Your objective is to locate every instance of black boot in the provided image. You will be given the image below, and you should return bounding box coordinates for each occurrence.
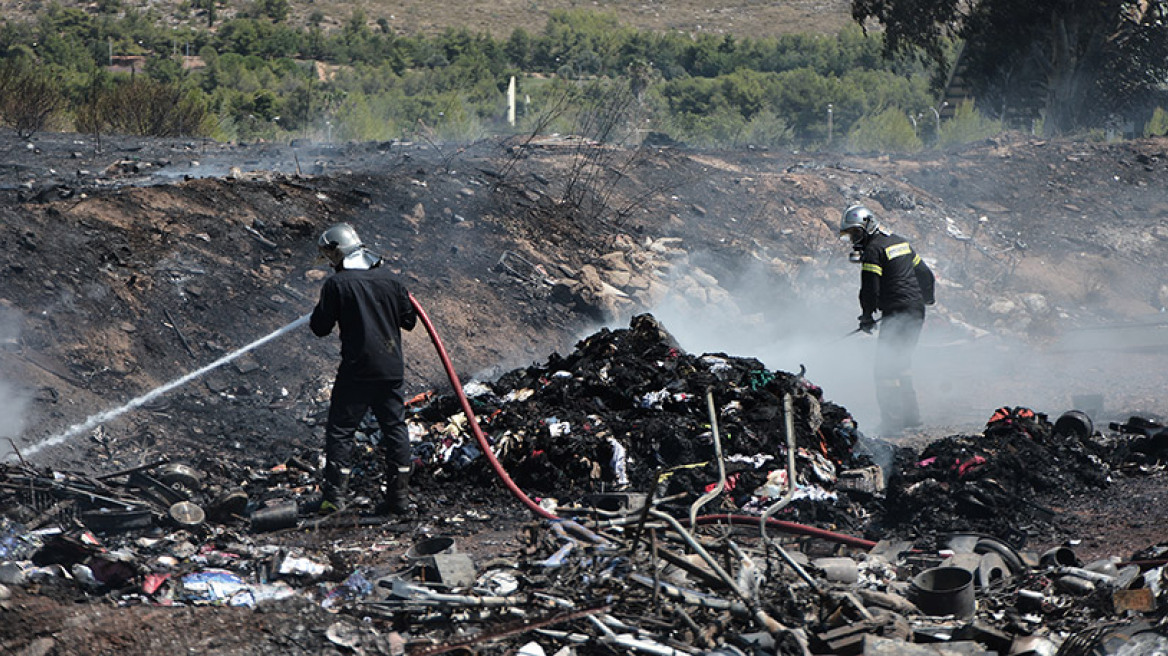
[321,464,352,514]
[375,466,416,516]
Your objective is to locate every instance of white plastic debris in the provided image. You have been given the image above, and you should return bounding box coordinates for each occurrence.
[607,437,629,487]
[279,556,331,578]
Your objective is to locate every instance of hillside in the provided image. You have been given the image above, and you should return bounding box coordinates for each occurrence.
[0,0,854,38]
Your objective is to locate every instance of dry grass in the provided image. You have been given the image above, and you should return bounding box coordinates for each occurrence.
[1,0,855,39]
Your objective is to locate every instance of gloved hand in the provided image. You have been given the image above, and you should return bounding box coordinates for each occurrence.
[858,314,877,334]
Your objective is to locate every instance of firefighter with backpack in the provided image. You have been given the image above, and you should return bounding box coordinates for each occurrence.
[839,204,936,436]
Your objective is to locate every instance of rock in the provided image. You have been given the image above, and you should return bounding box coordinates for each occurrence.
[1018,293,1049,314]
[606,269,631,288]
[598,251,630,272]
[689,266,719,287]
[988,298,1017,315]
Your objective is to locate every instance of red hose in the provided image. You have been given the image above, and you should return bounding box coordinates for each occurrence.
[409,294,874,551]
[410,294,558,520]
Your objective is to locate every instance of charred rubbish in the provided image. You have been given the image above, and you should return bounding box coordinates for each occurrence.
[2,315,1168,654]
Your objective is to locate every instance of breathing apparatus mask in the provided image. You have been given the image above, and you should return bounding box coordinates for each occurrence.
[844,230,865,263]
[839,204,879,264]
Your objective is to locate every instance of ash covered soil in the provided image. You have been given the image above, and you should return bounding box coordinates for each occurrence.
[2,129,1168,653]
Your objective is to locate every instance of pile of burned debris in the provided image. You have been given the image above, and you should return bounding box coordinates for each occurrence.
[3,315,1168,654]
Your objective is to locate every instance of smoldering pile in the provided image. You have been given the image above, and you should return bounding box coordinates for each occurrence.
[407,314,1125,545]
[876,408,1114,546]
[409,314,869,520]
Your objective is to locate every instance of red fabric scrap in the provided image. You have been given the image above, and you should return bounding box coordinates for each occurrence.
[957,455,987,477]
[704,473,739,494]
[143,573,171,595]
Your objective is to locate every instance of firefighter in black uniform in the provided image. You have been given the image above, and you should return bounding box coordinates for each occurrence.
[839,204,936,436]
[311,222,417,515]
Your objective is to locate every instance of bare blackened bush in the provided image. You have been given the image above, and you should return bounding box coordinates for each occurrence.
[497,80,688,235]
[89,78,211,137]
[0,60,66,139]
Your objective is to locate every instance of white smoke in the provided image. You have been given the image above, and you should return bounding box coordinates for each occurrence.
[0,305,29,460]
[648,248,1168,439]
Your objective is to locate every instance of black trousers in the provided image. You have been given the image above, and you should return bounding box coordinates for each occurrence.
[324,378,411,484]
[874,308,924,433]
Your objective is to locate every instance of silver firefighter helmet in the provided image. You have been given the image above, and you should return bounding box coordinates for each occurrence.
[839,204,881,242]
[318,222,362,266]
[318,222,379,269]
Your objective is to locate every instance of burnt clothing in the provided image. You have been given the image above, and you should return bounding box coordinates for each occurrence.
[858,232,935,316]
[310,265,416,382]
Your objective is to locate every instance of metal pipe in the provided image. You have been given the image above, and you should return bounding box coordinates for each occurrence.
[759,393,818,589]
[689,389,727,529]
[541,626,695,656]
[555,518,615,547]
[627,573,750,616]
[646,508,790,639]
[386,580,520,607]
[1052,566,1117,586]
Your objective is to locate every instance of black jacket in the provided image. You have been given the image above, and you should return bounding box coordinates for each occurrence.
[858,232,935,316]
[310,265,417,382]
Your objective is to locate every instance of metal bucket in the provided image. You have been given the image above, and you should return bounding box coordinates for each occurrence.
[406,536,457,561]
[1039,546,1080,569]
[1054,410,1094,439]
[911,566,976,618]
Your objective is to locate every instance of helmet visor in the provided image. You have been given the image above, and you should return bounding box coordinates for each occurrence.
[841,227,865,244]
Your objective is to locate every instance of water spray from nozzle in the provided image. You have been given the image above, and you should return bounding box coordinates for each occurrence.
[8,314,311,462]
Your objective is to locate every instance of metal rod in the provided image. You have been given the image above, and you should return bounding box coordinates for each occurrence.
[689,388,727,529]
[760,393,819,589]
[95,458,172,481]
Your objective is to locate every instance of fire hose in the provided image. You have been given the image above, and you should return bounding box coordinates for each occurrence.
[410,294,557,521]
[409,293,876,552]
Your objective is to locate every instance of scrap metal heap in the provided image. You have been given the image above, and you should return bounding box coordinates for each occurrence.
[2,314,1168,654]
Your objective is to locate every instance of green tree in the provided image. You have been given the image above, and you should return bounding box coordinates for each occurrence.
[851,0,1168,134]
[847,106,922,152]
[1145,107,1168,137]
[936,100,1002,147]
[0,59,67,137]
[505,28,533,70]
[257,0,289,23]
[96,76,211,136]
[145,54,183,84]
